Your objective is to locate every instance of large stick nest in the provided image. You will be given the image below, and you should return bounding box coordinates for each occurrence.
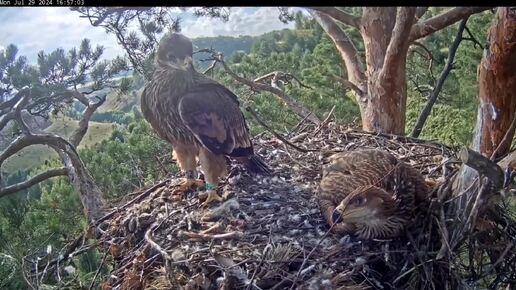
[95,123,515,290]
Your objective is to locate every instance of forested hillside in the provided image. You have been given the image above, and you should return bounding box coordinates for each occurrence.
[1,8,514,289]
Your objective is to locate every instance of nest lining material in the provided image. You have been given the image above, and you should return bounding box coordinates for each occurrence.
[95,122,514,290]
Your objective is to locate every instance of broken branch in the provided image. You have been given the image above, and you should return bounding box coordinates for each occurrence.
[411,18,468,138]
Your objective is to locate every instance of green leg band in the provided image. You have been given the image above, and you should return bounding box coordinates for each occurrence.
[205,183,217,191]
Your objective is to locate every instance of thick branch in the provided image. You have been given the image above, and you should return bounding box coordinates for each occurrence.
[13,90,32,136]
[410,7,493,42]
[310,10,365,90]
[382,7,417,79]
[69,94,106,147]
[0,111,15,132]
[307,7,360,28]
[0,168,68,198]
[411,18,468,138]
[0,133,105,221]
[459,147,504,191]
[0,87,29,112]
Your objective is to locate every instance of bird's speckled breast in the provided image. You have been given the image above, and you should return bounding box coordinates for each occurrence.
[142,66,199,145]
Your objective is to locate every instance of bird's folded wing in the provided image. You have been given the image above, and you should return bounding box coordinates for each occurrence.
[178,83,253,157]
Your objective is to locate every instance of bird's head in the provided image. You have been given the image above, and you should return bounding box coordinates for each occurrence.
[156,32,194,71]
[333,186,405,239]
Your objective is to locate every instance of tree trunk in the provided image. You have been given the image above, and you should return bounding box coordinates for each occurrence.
[361,55,408,134]
[456,7,516,192]
[311,7,491,135]
[359,7,411,134]
[474,8,516,159]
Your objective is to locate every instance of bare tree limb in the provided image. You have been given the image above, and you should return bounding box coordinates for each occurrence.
[411,18,468,138]
[306,7,360,28]
[381,7,417,80]
[0,168,68,198]
[410,7,493,42]
[0,87,27,113]
[254,71,312,89]
[70,94,106,147]
[13,89,32,136]
[309,10,366,95]
[0,133,105,221]
[332,75,365,100]
[463,24,484,49]
[200,50,321,125]
[0,111,15,132]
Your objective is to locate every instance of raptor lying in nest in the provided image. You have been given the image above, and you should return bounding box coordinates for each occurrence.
[318,149,431,240]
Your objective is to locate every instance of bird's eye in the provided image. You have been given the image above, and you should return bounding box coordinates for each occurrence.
[332,210,343,224]
[354,197,366,206]
[167,53,177,61]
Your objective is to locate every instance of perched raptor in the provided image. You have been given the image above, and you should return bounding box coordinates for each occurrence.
[318,149,429,239]
[141,32,269,206]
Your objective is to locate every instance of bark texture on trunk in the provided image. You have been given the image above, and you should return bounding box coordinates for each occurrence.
[456,8,516,194]
[475,8,516,159]
[310,7,492,134]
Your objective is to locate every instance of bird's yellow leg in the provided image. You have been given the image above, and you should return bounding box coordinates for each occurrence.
[200,183,223,207]
[171,145,203,195]
[171,170,205,195]
[198,148,227,207]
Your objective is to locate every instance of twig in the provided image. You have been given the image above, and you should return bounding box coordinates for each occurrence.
[179,230,244,241]
[245,107,317,153]
[464,24,484,49]
[311,105,336,136]
[88,251,108,290]
[289,225,336,290]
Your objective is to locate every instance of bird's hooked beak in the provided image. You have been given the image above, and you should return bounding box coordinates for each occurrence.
[335,203,370,223]
[164,56,193,71]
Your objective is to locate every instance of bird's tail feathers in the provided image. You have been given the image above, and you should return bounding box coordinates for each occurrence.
[236,154,271,175]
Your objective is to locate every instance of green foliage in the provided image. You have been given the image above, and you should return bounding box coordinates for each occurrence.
[80,120,177,199]
[405,11,493,145]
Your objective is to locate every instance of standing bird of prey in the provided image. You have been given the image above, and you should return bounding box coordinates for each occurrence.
[318,149,429,239]
[141,32,269,206]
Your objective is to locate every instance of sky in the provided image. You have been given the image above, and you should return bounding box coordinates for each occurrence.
[0,7,299,64]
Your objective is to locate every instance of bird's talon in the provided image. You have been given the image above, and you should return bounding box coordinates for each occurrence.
[171,179,205,195]
[200,191,224,207]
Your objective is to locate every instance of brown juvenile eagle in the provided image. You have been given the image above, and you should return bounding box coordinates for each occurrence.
[141,32,268,206]
[318,149,429,239]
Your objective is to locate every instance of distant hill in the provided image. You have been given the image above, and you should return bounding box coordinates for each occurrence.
[3,116,115,173]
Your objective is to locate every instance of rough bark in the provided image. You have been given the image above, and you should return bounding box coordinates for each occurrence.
[456,8,516,197]
[474,8,516,159]
[311,7,492,134]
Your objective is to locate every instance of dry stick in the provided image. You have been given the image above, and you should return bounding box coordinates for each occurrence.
[288,225,335,290]
[311,105,336,136]
[94,179,169,225]
[145,222,172,260]
[245,107,317,153]
[88,251,108,290]
[288,111,313,137]
[411,17,469,138]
